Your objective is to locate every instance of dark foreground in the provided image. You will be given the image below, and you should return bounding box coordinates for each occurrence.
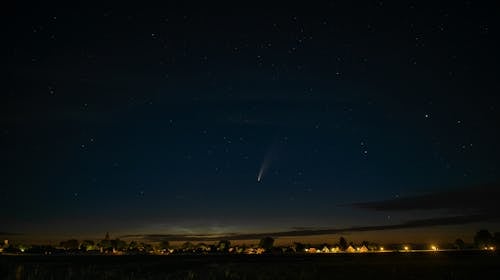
[1,251,499,279]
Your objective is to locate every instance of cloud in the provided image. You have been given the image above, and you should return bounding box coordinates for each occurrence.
[120,186,500,242]
[350,186,500,212]
[121,214,494,242]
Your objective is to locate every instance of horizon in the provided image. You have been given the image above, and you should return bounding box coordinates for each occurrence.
[3,222,498,246]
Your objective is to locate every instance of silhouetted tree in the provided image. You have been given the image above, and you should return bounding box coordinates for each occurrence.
[60,239,79,250]
[367,242,379,251]
[99,239,113,251]
[195,243,209,253]
[80,240,95,251]
[181,242,195,250]
[128,241,138,251]
[158,241,170,250]
[259,237,275,250]
[217,240,231,252]
[140,242,153,252]
[111,239,127,251]
[293,242,305,253]
[209,244,217,252]
[454,238,465,250]
[339,237,348,250]
[474,229,493,248]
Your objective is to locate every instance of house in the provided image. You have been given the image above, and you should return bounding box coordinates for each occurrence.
[307,247,317,253]
[255,248,265,254]
[359,245,369,252]
[330,246,340,253]
[244,248,255,254]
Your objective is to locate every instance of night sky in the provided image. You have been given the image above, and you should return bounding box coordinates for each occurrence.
[3,2,500,243]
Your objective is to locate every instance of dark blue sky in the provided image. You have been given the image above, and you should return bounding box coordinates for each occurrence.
[3,1,500,242]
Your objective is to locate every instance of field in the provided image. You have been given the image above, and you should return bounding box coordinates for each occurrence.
[1,251,499,279]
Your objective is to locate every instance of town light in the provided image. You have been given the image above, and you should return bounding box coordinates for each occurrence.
[380,247,384,251]
[404,246,409,251]
[431,245,438,251]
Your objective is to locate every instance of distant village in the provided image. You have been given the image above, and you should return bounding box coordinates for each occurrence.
[1,230,498,256]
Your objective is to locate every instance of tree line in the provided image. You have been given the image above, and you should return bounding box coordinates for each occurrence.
[1,229,499,254]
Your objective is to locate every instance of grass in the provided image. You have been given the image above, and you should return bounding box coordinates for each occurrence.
[1,251,499,279]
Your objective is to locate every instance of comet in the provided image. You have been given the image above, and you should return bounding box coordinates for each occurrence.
[257,143,277,182]
[257,160,267,182]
